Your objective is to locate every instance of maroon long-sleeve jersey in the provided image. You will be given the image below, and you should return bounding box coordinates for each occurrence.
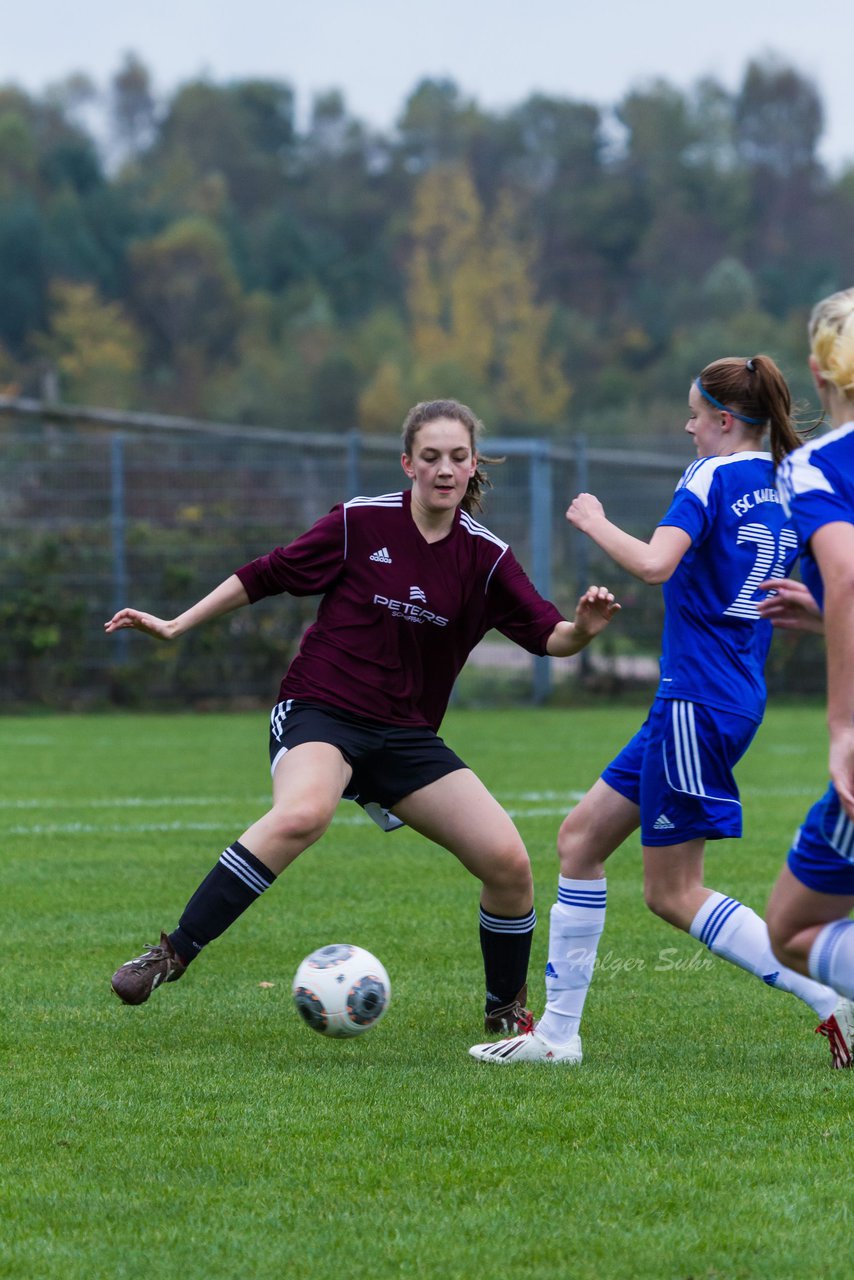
[236,490,563,731]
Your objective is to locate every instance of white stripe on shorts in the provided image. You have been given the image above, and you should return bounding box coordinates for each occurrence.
[671,700,706,797]
[832,807,854,862]
[270,698,294,744]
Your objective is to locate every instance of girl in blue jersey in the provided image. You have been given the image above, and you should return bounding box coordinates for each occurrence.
[471,355,842,1066]
[762,288,854,1068]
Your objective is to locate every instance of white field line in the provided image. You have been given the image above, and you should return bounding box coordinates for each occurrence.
[0,790,586,810]
[3,786,818,837]
[8,808,576,836]
[0,796,267,810]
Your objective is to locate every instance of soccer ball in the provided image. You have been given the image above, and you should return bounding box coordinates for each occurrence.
[292,944,391,1038]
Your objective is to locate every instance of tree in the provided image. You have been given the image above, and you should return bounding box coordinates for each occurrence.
[397,78,483,173]
[616,79,697,199]
[110,53,157,162]
[149,79,295,219]
[38,279,141,406]
[483,191,571,424]
[129,216,242,357]
[0,198,47,351]
[407,163,490,378]
[358,358,409,433]
[733,58,828,311]
[0,107,38,195]
[406,165,570,427]
[129,216,244,411]
[734,57,823,178]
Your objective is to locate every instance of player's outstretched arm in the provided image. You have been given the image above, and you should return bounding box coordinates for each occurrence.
[546,585,621,657]
[104,574,251,642]
[757,577,824,634]
[566,492,690,584]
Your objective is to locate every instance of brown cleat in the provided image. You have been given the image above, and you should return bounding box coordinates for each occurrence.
[484,984,534,1036]
[111,931,187,1005]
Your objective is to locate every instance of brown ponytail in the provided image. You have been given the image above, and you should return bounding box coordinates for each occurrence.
[697,354,808,465]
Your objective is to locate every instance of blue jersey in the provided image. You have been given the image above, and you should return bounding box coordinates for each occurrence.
[656,451,799,722]
[776,421,854,609]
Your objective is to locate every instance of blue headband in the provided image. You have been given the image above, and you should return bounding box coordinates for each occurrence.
[695,378,765,425]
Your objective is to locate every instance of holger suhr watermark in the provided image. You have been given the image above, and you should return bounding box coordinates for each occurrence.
[564,947,714,976]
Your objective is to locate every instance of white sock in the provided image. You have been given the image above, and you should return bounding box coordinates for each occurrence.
[690,891,837,1019]
[538,876,606,1044]
[808,920,854,999]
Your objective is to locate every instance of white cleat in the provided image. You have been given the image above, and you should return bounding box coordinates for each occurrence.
[468,1027,582,1065]
[816,996,854,1069]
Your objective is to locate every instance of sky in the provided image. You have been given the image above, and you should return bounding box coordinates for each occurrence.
[2,0,852,170]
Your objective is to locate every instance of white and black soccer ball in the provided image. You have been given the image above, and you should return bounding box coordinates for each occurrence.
[292,944,391,1038]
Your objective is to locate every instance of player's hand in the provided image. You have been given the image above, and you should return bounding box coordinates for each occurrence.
[757,578,824,634]
[829,727,854,822]
[566,492,606,534]
[573,584,621,639]
[104,608,177,641]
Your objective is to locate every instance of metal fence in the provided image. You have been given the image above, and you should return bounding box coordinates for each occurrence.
[0,397,824,709]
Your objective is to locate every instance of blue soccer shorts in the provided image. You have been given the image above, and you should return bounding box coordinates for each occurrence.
[787,783,854,895]
[601,697,759,846]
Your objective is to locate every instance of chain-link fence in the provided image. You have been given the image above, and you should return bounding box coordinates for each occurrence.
[0,398,824,709]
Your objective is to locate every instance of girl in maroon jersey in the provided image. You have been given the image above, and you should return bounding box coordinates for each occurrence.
[105,399,619,1032]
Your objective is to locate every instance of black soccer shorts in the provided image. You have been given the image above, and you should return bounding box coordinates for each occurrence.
[268,699,468,831]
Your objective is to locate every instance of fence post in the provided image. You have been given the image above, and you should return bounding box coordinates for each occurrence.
[347,429,361,498]
[574,432,592,683]
[110,432,129,665]
[530,441,552,703]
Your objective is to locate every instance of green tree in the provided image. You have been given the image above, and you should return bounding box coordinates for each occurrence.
[0,198,47,351]
[110,53,157,162]
[0,107,38,195]
[397,78,483,172]
[129,216,244,411]
[735,57,823,177]
[39,279,142,406]
[129,216,242,357]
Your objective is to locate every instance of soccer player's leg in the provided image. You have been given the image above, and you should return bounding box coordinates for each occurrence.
[639,701,841,1040]
[394,768,536,1033]
[766,811,854,1067]
[469,779,640,1065]
[467,721,644,1065]
[538,779,639,1041]
[111,740,350,1005]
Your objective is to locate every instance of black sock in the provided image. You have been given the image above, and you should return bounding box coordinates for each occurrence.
[169,840,276,962]
[479,906,536,1010]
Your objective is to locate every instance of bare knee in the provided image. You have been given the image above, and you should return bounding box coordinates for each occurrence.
[644,880,689,930]
[265,799,332,848]
[766,910,804,971]
[770,933,801,971]
[482,839,533,907]
[557,808,604,878]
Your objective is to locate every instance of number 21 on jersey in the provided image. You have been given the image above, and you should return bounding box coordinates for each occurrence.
[724,523,799,619]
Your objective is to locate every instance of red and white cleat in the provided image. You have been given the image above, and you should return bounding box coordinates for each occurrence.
[469,1026,582,1065]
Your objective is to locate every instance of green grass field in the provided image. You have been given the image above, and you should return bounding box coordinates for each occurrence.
[2,704,852,1280]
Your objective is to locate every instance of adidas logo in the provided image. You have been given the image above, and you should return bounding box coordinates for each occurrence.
[653,813,675,831]
[544,962,558,978]
[370,547,392,564]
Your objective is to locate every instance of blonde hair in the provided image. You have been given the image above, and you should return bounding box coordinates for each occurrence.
[808,287,854,398]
